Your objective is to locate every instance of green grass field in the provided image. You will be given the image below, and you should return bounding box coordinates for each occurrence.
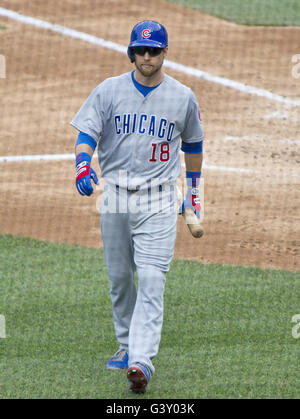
[0,234,299,399]
[167,0,300,26]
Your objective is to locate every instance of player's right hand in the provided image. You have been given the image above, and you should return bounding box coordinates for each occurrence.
[75,153,99,196]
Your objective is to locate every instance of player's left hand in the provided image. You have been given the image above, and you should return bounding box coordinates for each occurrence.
[180,187,201,219]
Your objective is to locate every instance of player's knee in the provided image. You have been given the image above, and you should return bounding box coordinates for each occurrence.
[137,267,166,295]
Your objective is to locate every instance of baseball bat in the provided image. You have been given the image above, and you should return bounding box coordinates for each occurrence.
[182,208,204,238]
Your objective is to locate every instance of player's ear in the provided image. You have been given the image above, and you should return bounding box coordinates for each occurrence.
[163,47,168,58]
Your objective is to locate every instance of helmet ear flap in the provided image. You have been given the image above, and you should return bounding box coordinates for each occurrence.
[127,47,135,63]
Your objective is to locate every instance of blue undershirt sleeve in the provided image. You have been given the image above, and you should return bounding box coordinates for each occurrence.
[181,140,203,154]
[76,131,97,151]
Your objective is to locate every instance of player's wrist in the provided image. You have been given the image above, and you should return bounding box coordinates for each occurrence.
[186,171,201,188]
[76,152,91,167]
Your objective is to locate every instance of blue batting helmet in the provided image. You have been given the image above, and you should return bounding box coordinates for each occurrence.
[127,20,168,62]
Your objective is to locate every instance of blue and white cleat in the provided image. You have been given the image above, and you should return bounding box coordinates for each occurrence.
[106,349,128,370]
[127,363,151,394]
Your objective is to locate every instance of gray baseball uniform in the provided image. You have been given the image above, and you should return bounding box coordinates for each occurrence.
[71,71,204,374]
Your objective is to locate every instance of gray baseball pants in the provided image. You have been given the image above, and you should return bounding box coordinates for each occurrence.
[100,186,177,374]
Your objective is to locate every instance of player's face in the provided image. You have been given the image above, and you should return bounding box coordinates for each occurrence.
[134,47,168,78]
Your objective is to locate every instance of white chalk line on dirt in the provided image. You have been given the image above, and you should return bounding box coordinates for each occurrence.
[1,6,300,107]
[1,153,300,179]
[0,154,75,162]
[224,135,300,145]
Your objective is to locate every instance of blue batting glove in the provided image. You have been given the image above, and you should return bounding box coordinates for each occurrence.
[75,152,99,196]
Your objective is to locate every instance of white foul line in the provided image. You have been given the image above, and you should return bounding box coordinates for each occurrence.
[0,6,300,107]
[224,135,300,145]
[0,154,74,162]
[0,154,95,162]
[0,153,253,174]
[1,153,300,179]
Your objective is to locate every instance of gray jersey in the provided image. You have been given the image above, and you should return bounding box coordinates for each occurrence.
[71,72,203,189]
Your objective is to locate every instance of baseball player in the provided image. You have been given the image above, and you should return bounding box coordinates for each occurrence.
[71,20,204,394]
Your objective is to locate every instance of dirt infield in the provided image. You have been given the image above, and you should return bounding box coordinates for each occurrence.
[0,0,299,271]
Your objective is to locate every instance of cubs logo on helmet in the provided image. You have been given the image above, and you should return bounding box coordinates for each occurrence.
[142,29,151,39]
